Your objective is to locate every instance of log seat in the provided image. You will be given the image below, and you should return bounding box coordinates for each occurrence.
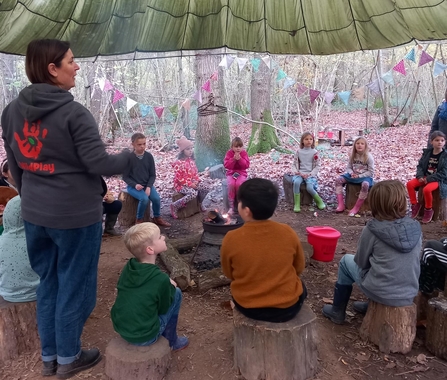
[345,183,370,213]
[426,297,447,360]
[283,174,314,207]
[118,190,152,228]
[172,192,201,219]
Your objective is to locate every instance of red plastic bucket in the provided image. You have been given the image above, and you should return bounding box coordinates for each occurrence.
[306,226,341,262]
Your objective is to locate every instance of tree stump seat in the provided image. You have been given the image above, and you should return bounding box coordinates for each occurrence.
[282,174,314,207]
[417,187,447,221]
[233,303,318,380]
[426,297,447,360]
[360,301,416,354]
[172,192,201,219]
[0,296,40,364]
[345,183,370,212]
[118,190,152,228]
[105,336,171,380]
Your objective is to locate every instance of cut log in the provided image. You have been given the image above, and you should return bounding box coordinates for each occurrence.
[360,301,416,354]
[105,336,171,380]
[0,296,40,363]
[198,268,231,293]
[172,192,201,219]
[418,187,443,221]
[414,291,438,322]
[345,183,370,212]
[233,303,318,380]
[282,174,313,206]
[159,243,191,290]
[118,191,152,228]
[426,297,447,360]
[168,234,202,252]
[301,241,313,268]
[209,164,226,179]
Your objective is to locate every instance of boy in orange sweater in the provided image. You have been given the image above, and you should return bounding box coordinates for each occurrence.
[220,178,307,322]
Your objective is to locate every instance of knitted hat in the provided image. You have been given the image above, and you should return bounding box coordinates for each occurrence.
[176,136,194,152]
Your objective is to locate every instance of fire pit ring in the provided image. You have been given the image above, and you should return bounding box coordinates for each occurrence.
[202,216,244,234]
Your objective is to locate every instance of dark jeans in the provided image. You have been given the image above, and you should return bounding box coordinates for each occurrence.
[24,220,103,364]
[234,282,308,323]
[102,200,122,215]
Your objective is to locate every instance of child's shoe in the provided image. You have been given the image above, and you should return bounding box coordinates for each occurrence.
[313,194,325,210]
[42,360,57,376]
[172,336,189,352]
[422,208,434,224]
[335,194,345,213]
[411,203,421,218]
[170,204,178,219]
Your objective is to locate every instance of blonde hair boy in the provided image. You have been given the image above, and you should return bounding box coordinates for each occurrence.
[124,222,163,261]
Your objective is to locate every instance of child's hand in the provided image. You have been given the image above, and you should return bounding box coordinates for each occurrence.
[234,153,241,160]
[170,278,177,287]
[351,174,359,178]
[135,184,144,191]
[418,177,426,183]
[103,191,115,204]
[145,187,151,196]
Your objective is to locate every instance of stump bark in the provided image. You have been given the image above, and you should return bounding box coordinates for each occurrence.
[118,191,152,228]
[233,303,318,380]
[0,296,40,363]
[105,336,171,380]
[345,183,370,212]
[198,267,231,293]
[282,174,313,206]
[414,291,438,322]
[172,192,201,219]
[417,188,446,221]
[159,243,191,290]
[168,234,202,252]
[426,297,447,360]
[360,301,416,354]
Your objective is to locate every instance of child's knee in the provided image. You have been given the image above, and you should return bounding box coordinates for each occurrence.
[361,182,369,192]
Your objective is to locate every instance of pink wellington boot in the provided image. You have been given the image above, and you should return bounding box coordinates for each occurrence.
[335,194,345,213]
[349,198,365,217]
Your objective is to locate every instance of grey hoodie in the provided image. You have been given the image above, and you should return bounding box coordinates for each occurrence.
[354,217,422,306]
[1,84,131,229]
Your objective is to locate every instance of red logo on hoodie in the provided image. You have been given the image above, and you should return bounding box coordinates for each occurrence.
[14,120,48,160]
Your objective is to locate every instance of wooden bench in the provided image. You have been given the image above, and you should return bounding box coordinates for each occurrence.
[105,336,171,380]
[282,174,314,207]
[0,296,40,364]
[233,303,318,380]
[172,192,201,219]
[118,190,152,228]
[360,301,416,354]
[417,187,447,221]
[345,183,370,213]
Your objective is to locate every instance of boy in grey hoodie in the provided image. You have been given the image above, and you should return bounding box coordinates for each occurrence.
[322,180,422,324]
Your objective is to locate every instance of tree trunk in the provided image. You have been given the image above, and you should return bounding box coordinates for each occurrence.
[194,53,230,171]
[159,243,191,290]
[247,56,280,155]
[377,50,390,127]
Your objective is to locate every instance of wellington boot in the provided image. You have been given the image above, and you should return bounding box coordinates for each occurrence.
[348,198,365,216]
[353,301,368,314]
[293,194,301,213]
[322,283,353,324]
[335,194,345,213]
[313,194,326,210]
[104,214,121,236]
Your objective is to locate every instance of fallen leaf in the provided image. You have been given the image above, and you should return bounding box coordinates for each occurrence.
[416,354,427,364]
[385,362,396,369]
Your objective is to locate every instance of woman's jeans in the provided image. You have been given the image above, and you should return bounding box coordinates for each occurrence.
[337,254,361,285]
[133,287,183,347]
[126,186,161,219]
[24,220,103,364]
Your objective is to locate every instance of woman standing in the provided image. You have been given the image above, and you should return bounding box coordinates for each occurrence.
[1,39,130,379]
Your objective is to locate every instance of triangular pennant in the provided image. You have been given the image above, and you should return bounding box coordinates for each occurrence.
[283,77,296,89]
[434,61,447,77]
[338,91,351,105]
[112,90,124,104]
[201,80,211,92]
[309,89,321,103]
[250,58,261,72]
[103,80,114,92]
[210,71,218,81]
[139,104,152,118]
[237,57,248,71]
[169,104,179,118]
[276,69,287,81]
[154,106,164,119]
[271,60,278,70]
[126,97,137,111]
[296,83,308,97]
[419,50,434,67]
[192,90,202,103]
[405,48,416,63]
[381,70,394,85]
[98,78,105,91]
[324,92,335,104]
[218,55,235,69]
[181,98,191,110]
[366,79,381,95]
[392,60,406,76]
[261,55,271,69]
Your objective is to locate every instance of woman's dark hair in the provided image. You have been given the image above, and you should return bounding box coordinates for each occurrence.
[25,39,70,85]
[430,130,446,141]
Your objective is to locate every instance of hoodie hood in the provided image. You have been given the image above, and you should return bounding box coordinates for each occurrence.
[17,83,73,122]
[120,258,162,288]
[3,195,23,233]
[367,216,421,253]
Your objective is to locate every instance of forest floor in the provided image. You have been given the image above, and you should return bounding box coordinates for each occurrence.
[2,111,447,380]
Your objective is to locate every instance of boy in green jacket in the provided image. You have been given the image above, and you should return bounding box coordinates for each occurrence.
[111,223,188,351]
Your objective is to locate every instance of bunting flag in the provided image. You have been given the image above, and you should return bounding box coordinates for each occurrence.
[139,104,152,118]
[324,92,335,104]
[103,80,114,92]
[112,89,124,104]
[154,106,164,119]
[250,58,261,72]
[419,50,434,67]
[210,71,218,81]
[338,91,351,105]
[309,89,321,103]
[201,80,211,92]
[98,78,105,91]
[381,70,394,85]
[434,61,447,77]
[283,77,296,89]
[169,104,179,118]
[297,83,308,97]
[218,55,235,69]
[405,48,416,63]
[126,97,137,111]
[192,89,202,103]
[261,55,271,69]
[393,60,406,76]
[366,79,381,95]
[181,98,191,110]
[271,60,278,69]
[236,57,248,71]
[276,69,287,81]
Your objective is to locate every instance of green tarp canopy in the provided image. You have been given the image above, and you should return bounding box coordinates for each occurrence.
[0,0,446,58]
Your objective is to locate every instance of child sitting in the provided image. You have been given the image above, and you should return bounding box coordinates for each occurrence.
[111,223,188,351]
[220,178,307,322]
[0,195,39,302]
[335,136,374,216]
[406,131,447,224]
[223,137,250,214]
[419,238,447,295]
[291,132,325,212]
[170,136,208,219]
[322,180,421,324]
